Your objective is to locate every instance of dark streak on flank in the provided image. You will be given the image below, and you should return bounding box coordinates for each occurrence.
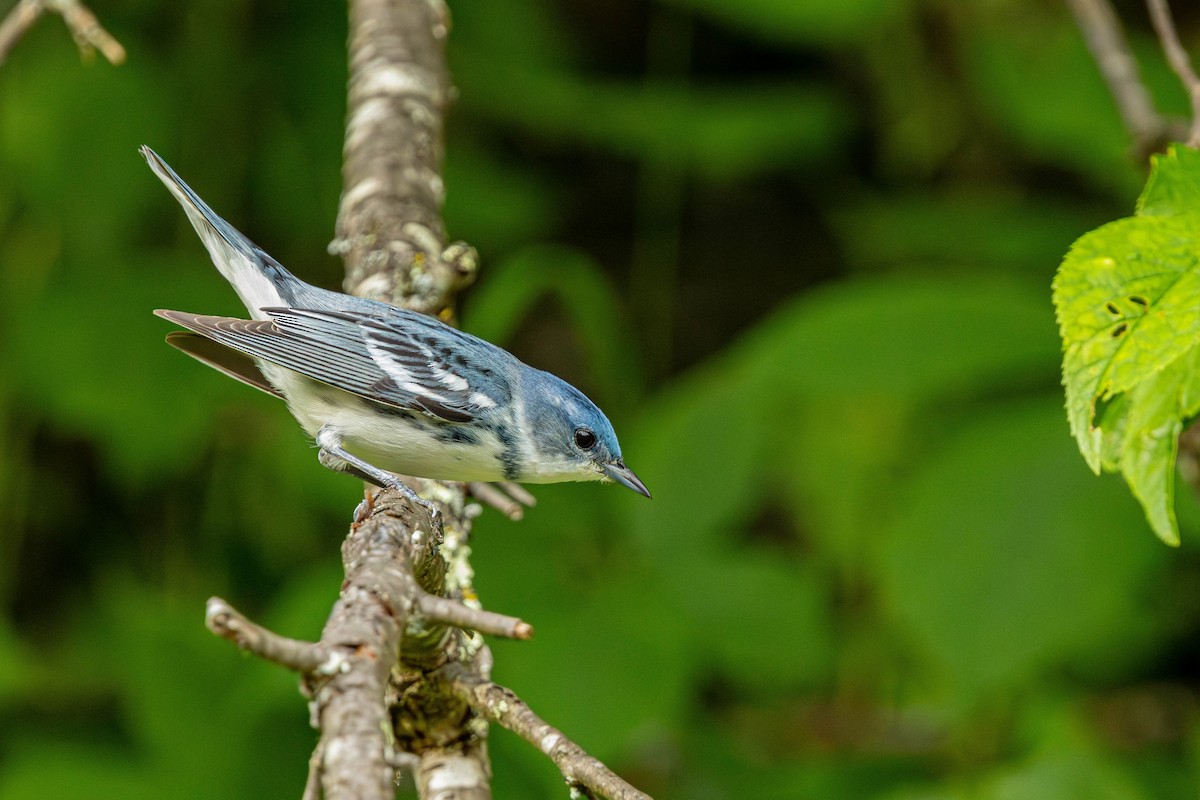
[435,425,480,446]
[492,423,520,481]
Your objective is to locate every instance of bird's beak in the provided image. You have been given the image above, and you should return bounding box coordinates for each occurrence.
[602,459,652,498]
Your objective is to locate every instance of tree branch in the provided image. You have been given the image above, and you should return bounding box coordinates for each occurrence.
[255,484,527,797]
[320,1,495,795]
[416,593,534,640]
[205,597,329,673]
[207,581,530,670]
[303,741,325,800]
[0,0,125,67]
[417,743,492,800]
[308,492,438,799]
[197,1,649,797]
[444,664,652,800]
[1066,0,1180,157]
[467,481,537,521]
[333,0,476,314]
[1146,0,1200,147]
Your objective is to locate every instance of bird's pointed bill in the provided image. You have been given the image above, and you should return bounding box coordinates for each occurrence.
[602,460,651,498]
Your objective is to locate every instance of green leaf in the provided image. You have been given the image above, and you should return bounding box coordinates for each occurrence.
[660,0,899,47]
[1116,345,1200,545]
[878,401,1161,698]
[832,192,1098,275]
[1138,146,1200,216]
[742,273,1059,401]
[667,553,834,690]
[453,43,847,178]
[1054,146,1200,543]
[1055,213,1200,472]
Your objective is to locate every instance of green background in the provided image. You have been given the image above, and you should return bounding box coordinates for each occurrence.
[2,0,1200,797]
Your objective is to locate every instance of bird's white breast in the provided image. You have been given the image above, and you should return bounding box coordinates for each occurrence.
[262,363,511,483]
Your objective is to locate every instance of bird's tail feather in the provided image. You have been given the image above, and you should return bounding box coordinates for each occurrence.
[141,145,297,318]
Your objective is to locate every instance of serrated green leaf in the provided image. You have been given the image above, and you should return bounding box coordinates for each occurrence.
[1092,392,1128,472]
[1055,145,1200,542]
[1116,344,1200,545]
[1138,145,1200,216]
[1054,213,1200,472]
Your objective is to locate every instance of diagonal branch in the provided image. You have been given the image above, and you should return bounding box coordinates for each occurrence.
[206,582,531,665]
[467,481,537,521]
[0,0,125,66]
[206,597,329,673]
[444,664,652,800]
[1066,0,1178,157]
[1146,0,1200,147]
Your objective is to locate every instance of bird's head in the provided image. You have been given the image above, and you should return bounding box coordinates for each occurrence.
[518,369,650,497]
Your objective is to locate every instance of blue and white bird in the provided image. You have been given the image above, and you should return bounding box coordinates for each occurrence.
[143,146,650,507]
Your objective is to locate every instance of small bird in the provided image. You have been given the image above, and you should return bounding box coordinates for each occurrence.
[143,146,650,510]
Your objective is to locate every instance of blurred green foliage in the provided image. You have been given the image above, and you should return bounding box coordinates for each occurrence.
[2,0,1200,798]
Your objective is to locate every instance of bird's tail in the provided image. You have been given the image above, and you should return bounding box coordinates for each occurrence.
[141,145,300,318]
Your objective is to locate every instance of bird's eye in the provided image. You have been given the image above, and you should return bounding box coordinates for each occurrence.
[574,428,597,450]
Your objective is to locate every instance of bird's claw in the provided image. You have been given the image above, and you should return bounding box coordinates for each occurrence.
[383,476,442,524]
[352,491,375,525]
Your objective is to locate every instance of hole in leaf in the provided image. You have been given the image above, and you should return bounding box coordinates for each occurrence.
[1106,302,1121,315]
[1129,295,1149,307]
[1112,323,1128,338]
[1094,392,1126,428]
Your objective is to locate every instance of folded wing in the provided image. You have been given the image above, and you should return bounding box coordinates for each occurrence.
[155,307,505,423]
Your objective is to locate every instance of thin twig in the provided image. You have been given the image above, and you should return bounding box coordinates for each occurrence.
[1146,0,1200,147]
[45,0,124,62]
[1066,0,1174,155]
[205,597,330,673]
[416,593,533,639]
[444,664,653,800]
[497,482,536,507]
[0,0,44,64]
[0,0,124,67]
[467,482,536,520]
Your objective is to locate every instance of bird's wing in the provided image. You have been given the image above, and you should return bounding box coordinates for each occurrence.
[155,308,503,423]
[165,331,282,397]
